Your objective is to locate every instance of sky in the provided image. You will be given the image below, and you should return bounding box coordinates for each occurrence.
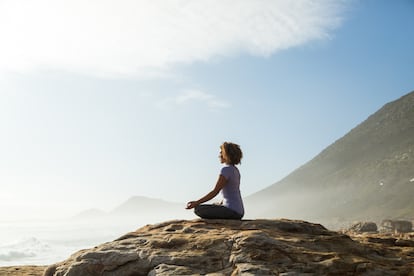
[0,0,413,220]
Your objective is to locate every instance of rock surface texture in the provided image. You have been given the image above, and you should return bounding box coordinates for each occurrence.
[44,219,414,276]
[347,221,378,233]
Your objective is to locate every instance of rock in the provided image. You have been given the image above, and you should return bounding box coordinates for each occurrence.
[44,219,414,276]
[348,221,378,233]
[0,266,47,276]
[381,219,413,233]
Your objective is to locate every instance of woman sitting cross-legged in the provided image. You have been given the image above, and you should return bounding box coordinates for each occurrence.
[186,142,244,220]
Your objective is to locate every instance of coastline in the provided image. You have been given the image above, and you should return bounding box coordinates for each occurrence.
[0,265,47,276]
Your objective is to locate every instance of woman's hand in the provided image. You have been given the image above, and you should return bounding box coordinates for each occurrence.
[186,201,199,209]
[186,175,227,210]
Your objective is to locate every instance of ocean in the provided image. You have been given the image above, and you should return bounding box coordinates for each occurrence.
[0,218,145,266]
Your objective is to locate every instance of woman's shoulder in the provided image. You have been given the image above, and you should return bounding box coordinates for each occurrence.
[220,165,238,173]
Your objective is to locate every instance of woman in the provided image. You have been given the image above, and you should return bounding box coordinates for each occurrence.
[186,142,244,219]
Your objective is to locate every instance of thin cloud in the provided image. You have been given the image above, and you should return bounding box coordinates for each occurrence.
[157,90,231,110]
[0,0,346,78]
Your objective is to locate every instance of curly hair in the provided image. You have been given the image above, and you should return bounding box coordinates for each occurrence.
[221,142,243,165]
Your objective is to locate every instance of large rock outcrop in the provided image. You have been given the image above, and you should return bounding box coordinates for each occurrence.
[43,219,414,275]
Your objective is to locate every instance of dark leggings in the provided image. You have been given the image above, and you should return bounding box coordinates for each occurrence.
[194,204,243,220]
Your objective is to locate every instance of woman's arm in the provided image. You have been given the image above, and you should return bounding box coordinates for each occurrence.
[186,175,227,209]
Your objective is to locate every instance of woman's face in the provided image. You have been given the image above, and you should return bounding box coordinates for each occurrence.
[219,147,227,164]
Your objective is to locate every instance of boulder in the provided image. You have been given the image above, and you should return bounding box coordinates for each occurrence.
[44,219,413,276]
[381,219,413,233]
[347,221,378,233]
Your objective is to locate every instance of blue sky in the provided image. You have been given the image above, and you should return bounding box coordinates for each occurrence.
[0,0,413,220]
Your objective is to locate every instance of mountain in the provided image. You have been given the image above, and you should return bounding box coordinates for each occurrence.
[72,196,192,222]
[245,91,414,228]
[111,196,188,217]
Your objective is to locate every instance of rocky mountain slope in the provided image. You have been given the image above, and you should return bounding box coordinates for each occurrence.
[245,91,414,227]
[41,219,413,275]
